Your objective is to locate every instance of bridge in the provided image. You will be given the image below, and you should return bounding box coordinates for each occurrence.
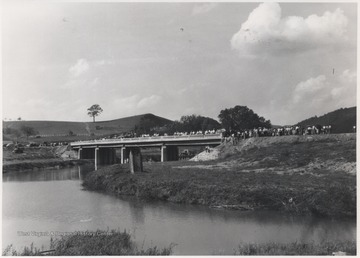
[70,134,222,167]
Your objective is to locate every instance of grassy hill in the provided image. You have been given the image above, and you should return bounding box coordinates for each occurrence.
[3,113,172,141]
[296,107,356,133]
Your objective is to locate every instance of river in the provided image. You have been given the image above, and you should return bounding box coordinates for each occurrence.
[2,165,356,255]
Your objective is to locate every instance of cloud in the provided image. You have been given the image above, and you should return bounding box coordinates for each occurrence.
[137,95,162,109]
[289,70,356,119]
[69,59,90,77]
[293,75,328,104]
[231,3,349,56]
[192,3,218,16]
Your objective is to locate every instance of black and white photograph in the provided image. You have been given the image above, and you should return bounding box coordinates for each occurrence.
[2,1,357,255]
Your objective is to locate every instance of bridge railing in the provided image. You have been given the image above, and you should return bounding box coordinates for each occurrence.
[70,133,222,146]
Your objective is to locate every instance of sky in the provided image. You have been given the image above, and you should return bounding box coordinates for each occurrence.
[2,1,357,125]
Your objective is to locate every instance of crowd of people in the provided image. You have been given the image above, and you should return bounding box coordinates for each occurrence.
[94,125,338,142]
[222,125,334,145]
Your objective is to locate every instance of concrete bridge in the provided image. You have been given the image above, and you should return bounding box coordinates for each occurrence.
[70,134,222,167]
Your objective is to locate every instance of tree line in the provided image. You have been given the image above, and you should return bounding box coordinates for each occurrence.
[3,105,272,140]
[133,105,271,135]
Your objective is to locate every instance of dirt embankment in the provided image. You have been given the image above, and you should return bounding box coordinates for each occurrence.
[83,133,356,218]
[191,133,356,175]
[2,145,90,173]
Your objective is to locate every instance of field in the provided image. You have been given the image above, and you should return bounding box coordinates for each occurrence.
[83,134,356,218]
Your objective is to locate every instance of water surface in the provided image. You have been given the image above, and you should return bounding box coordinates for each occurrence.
[2,166,356,255]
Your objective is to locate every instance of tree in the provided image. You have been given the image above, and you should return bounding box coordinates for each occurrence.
[164,114,221,134]
[87,104,103,122]
[218,105,271,131]
[179,115,221,132]
[20,126,37,139]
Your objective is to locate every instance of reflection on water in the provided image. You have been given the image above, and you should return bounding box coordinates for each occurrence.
[2,166,356,255]
[3,165,94,182]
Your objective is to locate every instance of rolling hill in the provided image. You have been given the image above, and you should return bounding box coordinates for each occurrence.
[3,113,172,138]
[296,107,356,133]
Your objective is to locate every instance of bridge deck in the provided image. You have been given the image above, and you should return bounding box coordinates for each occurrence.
[70,134,222,148]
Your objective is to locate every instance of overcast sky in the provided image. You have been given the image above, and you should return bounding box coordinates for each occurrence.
[2,1,357,125]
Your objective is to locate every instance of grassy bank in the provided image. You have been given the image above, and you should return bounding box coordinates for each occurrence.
[2,230,172,256]
[2,146,92,173]
[3,236,356,256]
[83,135,356,218]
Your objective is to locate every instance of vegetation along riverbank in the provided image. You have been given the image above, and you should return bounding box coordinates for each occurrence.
[2,230,173,256]
[2,145,92,173]
[83,134,356,218]
[3,234,356,256]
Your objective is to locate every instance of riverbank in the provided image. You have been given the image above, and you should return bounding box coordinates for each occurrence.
[2,146,92,173]
[83,134,356,218]
[3,235,356,256]
[3,159,93,173]
[233,241,356,255]
[2,230,173,256]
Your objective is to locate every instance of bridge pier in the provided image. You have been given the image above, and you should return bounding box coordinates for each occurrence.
[78,147,82,159]
[120,147,126,164]
[161,145,167,162]
[129,148,143,173]
[95,147,99,170]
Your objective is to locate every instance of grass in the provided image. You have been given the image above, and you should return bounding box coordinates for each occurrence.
[83,161,356,218]
[234,241,356,255]
[2,230,173,256]
[3,113,171,140]
[4,238,356,256]
[83,135,356,218]
[3,147,93,173]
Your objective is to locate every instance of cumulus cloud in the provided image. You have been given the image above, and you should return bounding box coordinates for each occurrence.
[290,70,356,119]
[192,3,218,16]
[231,3,349,56]
[137,95,162,109]
[293,75,328,104]
[69,59,90,77]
